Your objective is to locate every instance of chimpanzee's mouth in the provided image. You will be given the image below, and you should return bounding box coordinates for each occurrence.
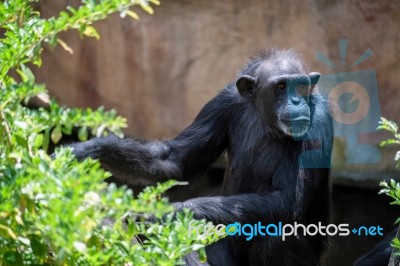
[281,118,310,125]
[280,119,311,138]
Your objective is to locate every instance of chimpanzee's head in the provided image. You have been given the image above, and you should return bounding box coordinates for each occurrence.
[236,49,320,138]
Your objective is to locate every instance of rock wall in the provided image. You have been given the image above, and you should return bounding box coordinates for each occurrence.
[34,0,400,177]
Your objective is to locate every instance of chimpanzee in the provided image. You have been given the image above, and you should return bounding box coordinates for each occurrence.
[69,49,333,266]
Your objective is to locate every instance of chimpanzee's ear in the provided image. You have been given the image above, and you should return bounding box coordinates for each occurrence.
[309,72,321,85]
[236,75,256,98]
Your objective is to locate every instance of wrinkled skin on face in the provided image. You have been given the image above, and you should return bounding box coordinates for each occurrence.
[236,57,320,138]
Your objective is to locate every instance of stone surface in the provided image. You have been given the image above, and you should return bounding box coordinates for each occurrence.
[34,0,400,177]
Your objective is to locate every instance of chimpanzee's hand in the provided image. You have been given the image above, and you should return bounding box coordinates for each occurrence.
[67,138,101,161]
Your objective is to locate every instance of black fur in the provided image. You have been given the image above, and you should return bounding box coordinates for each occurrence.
[69,48,333,266]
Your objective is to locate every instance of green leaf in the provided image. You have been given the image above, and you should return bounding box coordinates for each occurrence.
[43,128,51,151]
[392,237,400,249]
[3,251,23,264]
[57,39,74,54]
[61,124,73,135]
[14,134,27,147]
[51,125,62,144]
[34,134,44,148]
[78,126,88,141]
[83,26,100,40]
[0,225,17,239]
[140,4,154,14]
[377,117,396,133]
[16,69,28,82]
[198,247,207,263]
[33,57,42,67]
[31,238,48,259]
[380,139,399,147]
[126,10,140,20]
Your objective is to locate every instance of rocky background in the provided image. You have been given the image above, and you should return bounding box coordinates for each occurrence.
[34,0,400,264]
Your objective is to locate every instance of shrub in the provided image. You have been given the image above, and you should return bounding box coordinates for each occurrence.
[0,1,222,265]
[378,117,400,256]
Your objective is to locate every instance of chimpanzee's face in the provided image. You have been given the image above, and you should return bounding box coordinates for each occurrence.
[236,59,320,138]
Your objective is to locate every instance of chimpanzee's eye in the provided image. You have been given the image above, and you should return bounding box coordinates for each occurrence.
[276,82,286,90]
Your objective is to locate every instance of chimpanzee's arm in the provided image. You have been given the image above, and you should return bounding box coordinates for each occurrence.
[69,87,239,185]
[175,193,290,225]
[174,163,302,225]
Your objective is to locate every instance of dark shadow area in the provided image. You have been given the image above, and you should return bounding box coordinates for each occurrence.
[323,184,399,265]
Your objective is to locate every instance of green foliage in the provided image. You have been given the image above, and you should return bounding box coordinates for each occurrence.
[0,0,222,265]
[0,0,159,78]
[378,117,400,255]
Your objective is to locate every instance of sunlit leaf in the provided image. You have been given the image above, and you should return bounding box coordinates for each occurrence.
[57,39,74,54]
[51,125,62,144]
[78,126,88,141]
[83,26,100,40]
[126,10,140,20]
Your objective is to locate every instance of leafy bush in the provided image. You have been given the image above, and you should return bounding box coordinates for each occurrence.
[0,1,222,265]
[378,118,400,255]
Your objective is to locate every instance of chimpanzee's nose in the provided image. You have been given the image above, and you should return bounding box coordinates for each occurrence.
[291,96,301,105]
